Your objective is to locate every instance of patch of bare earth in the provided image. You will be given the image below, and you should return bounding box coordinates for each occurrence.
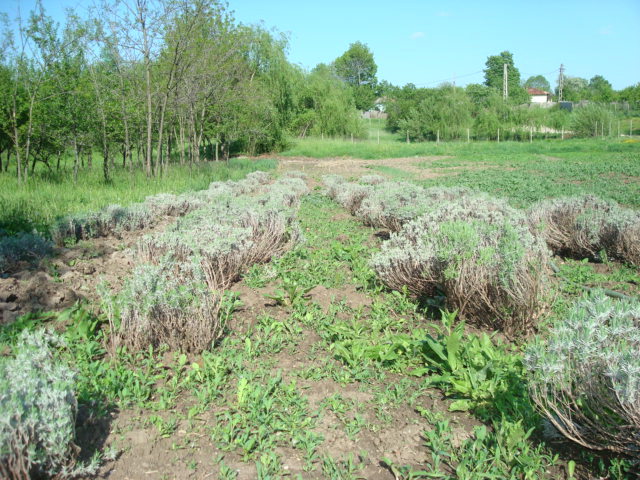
[271,155,453,180]
[93,278,480,479]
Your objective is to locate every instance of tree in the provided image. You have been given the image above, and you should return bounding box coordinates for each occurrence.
[588,75,613,102]
[523,75,551,92]
[559,76,588,102]
[333,41,377,110]
[483,50,528,103]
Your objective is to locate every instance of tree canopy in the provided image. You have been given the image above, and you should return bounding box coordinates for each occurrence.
[523,75,551,92]
[483,51,528,103]
[333,41,377,110]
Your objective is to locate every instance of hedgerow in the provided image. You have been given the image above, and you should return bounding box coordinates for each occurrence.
[528,195,640,265]
[371,195,551,334]
[0,330,78,479]
[525,292,640,456]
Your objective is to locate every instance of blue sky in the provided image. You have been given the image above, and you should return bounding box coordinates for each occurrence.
[6,0,640,90]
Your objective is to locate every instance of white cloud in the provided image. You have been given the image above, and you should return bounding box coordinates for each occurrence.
[410,31,425,39]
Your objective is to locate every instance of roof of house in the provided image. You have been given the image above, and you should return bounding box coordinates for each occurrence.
[527,88,551,95]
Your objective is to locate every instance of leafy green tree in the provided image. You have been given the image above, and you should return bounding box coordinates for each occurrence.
[523,75,551,92]
[483,51,528,103]
[559,76,588,102]
[588,75,613,102]
[334,41,377,111]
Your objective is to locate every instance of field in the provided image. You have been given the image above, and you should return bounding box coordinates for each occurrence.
[0,136,639,479]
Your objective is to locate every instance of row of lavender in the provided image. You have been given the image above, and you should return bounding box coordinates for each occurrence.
[0,171,309,478]
[102,171,309,353]
[323,173,639,457]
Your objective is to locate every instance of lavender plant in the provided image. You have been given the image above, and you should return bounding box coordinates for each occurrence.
[371,195,551,334]
[0,232,52,273]
[0,330,78,479]
[528,195,640,265]
[525,292,640,456]
[107,262,225,352]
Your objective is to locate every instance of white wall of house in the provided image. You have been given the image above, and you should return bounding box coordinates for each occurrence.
[531,94,549,103]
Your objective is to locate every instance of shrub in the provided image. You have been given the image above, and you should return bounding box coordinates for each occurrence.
[322,174,347,199]
[525,292,640,456]
[0,232,52,273]
[528,195,640,265]
[357,182,473,232]
[358,174,386,185]
[570,104,616,138]
[371,196,551,334]
[108,262,225,353]
[0,330,78,479]
[334,183,374,215]
[143,193,204,216]
[281,170,308,180]
[51,203,155,245]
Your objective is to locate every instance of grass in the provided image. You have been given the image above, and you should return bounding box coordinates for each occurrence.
[0,157,276,236]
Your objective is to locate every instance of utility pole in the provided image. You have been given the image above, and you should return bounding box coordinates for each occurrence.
[558,64,564,101]
[503,64,508,100]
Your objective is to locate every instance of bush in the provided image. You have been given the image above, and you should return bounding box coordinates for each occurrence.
[525,292,640,456]
[322,174,347,199]
[357,182,473,232]
[334,183,374,215]
[108,262,225,353]
[51,203,155,245]
[570,104,616,138]
[143,193,204,217]
[0,232,52,273]
[371,195,551,334]
[281,170,308,180]
[528,195,640,265]
[0,330,78,479]
[358,174,386,185]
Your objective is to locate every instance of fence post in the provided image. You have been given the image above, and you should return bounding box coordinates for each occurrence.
[595,122,598,137]
[497,128,500,143]
[406,131,409,144]
[530,126,533,143]
[437,129,440,145]
[467,128,470,143]
[561,127,564,140]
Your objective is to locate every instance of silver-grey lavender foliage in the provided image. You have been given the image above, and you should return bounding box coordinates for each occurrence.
[525,292,640,455]
[0,330,77,478]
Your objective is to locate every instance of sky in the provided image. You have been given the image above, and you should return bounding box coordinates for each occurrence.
[5,0,640,90]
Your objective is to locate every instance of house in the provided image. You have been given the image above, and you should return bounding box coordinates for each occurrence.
[527,88,553,103]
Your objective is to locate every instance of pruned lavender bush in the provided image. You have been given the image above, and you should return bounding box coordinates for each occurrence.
[358,174,386,185]
[322,174,347,199]
[282,170,308,180]
[107,262,225,352]
[525,292,640,456]
[528,195,640,265]
[51,203,155,245]
[371,195,551,334]
[335,183,374,215]
[356,183,473,232]
[0,330,78,479]
[0,232,52,273]
[143,193,204,217]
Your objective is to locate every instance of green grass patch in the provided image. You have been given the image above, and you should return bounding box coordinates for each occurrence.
[0,157,277,235]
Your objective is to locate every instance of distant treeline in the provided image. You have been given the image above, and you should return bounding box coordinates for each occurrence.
[0,0,363,182]
[1,1,639,182]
